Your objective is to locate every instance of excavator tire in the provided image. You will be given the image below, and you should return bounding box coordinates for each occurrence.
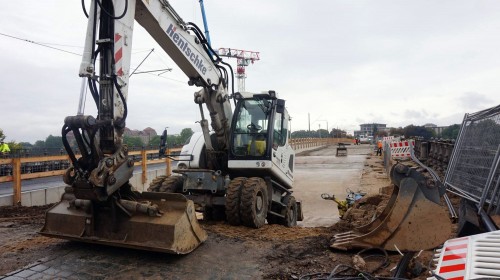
[225,177,246,225]
[281,195,298,227]
[158,176,184,193]
[240,177,268,228]
[147,175,168,192]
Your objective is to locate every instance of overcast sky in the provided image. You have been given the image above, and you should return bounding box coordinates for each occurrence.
[1,0,500,143]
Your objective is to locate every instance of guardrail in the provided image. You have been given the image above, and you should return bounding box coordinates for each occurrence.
[289,137,352,150]
[0,137,350,205]
[0,148,181,205]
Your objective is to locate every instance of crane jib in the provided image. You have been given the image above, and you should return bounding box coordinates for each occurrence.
[166,24,208,75]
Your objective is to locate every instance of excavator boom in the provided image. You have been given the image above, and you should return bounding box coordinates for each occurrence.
[40,0,236,254]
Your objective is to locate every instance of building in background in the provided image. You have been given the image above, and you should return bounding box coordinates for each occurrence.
[424,123,448,137]
[124,127,158,144]
[354,123,387,138]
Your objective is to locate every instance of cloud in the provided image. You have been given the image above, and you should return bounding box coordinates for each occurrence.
[1,0,500,142]
[458,92,494,112]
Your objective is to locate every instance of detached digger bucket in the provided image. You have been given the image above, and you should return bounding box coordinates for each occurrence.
[40,191,207,254]
[332,163,452,252]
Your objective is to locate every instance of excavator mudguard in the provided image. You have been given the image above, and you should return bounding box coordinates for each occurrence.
[332,163,452,252]
[40,191,207,254]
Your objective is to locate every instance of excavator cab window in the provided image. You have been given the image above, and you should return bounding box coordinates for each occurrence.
[231,99,271,157]
[273,108,289,149]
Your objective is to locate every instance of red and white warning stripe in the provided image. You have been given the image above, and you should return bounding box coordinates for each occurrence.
[114,33,123,76]
[390,140,414,159]
[435,237,468,280]
[429,230,500,279]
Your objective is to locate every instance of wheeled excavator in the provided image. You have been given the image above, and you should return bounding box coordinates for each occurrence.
[40,0,302,254]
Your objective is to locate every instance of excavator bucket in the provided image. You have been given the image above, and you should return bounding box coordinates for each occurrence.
[40,191,207,254]
[332,163,452,252]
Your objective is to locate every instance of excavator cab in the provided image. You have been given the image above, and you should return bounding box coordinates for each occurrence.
[230,91,288,160]
[228,91,293,186]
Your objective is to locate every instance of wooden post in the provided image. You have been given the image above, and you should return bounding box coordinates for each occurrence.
[13,158,21,206]
[141,149,147,185]
[166,148,171,176]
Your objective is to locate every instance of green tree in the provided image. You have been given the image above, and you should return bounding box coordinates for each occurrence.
[34,140,46,149]
[403,125,435,139]
[19,142,33,149]
[148,135,161,147]
[291,130,319,138]
[179,128,194,144]
[45,135,63,149]
[7,141,22,150]
[329,128,346,138]
[0,128,5,142]
[317,129,329,138]
[441,124,461,139]
[374,130,388,138]
[389,127,404,137]
[123,135,144,148]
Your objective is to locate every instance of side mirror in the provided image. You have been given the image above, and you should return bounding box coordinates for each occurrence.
[276,99,285,114]
[159,129,167,158]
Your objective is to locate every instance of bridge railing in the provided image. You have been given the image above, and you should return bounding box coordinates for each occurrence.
[0,148,181,205]
[1,137,349,205]
[289,137,352,150]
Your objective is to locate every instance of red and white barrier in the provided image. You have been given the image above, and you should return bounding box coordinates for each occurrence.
[429,230,500,280]
[390,140,414,159]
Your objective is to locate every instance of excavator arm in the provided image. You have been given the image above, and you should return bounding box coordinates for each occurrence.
[41,0,236,254]
[66,0,233,201]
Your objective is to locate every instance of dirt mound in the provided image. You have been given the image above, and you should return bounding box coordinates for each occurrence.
[332,191,392,230]
[203,221,329,241]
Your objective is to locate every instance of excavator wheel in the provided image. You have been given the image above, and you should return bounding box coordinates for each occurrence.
[147,175,168,192]
[158,176,184,193]
[225,177,247,225]
[240,177,269,228]
[281,196,298,227]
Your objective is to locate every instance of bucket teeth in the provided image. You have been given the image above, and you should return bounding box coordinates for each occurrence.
[331,232,366,251]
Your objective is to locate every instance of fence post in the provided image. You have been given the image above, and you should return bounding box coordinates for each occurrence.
[141,149,147,185]
[13,158,21,206]
[166,148,172,176]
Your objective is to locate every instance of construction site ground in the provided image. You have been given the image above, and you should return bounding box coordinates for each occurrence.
[0,144,437,279]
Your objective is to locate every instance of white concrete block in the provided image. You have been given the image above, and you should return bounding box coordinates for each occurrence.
[21,192,32,207]
[30,190,46,206]
[46,186,64,204]
[0,195,13,207]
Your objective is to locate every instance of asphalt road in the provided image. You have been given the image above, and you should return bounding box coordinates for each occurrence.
[295,145,372,227]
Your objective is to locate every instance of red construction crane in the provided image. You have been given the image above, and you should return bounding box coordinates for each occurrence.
[218,48,260,92]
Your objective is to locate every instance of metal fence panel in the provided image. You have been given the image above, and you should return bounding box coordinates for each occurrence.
[444,104,500,213]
